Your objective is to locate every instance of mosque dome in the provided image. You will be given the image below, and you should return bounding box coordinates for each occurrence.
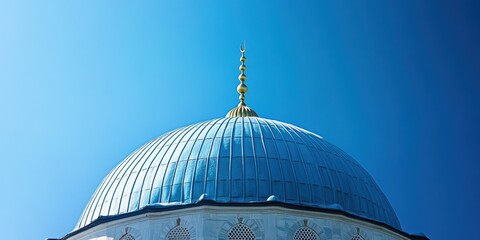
[54,43,430,240]
[76,117,400,230]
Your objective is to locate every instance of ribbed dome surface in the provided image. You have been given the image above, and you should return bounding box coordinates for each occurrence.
[77,117,400,230]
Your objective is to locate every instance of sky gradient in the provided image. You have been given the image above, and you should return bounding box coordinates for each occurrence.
[1,1,479,239]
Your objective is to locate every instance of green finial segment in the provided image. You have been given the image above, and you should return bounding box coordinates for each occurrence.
[226,42,258,118]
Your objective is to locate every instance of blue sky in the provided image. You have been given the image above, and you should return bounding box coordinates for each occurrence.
[1,1,479,239]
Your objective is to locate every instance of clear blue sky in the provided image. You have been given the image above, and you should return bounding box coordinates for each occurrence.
[1,1,478,239]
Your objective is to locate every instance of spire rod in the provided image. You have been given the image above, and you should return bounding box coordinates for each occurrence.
[238,41,247,106]
[226,42,258,118]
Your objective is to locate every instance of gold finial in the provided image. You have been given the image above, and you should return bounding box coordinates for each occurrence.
[226,42,258,118]
[238,41,247,106]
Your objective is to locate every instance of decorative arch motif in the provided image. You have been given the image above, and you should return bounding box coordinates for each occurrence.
[118,227,141,240]
[166,225,191,240]
[351,234,364,240]
[344,227,369,240]
[119,233,135,240]
[218,217,263,240]
[227,223,256,240]
[293,226,319,240]
[287,219,325,240]
[160,217,196,240]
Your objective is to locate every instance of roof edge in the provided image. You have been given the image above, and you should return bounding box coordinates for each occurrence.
[58,200,428,240]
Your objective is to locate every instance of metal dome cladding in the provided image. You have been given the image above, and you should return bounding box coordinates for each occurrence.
[76,117,401,230]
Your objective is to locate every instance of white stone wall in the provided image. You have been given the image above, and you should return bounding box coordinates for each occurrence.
[67,206,409,240]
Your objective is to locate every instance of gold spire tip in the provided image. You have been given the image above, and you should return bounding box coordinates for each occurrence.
[226,42,258,118]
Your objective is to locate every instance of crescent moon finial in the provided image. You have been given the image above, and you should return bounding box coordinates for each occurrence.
[240,41,246,52]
